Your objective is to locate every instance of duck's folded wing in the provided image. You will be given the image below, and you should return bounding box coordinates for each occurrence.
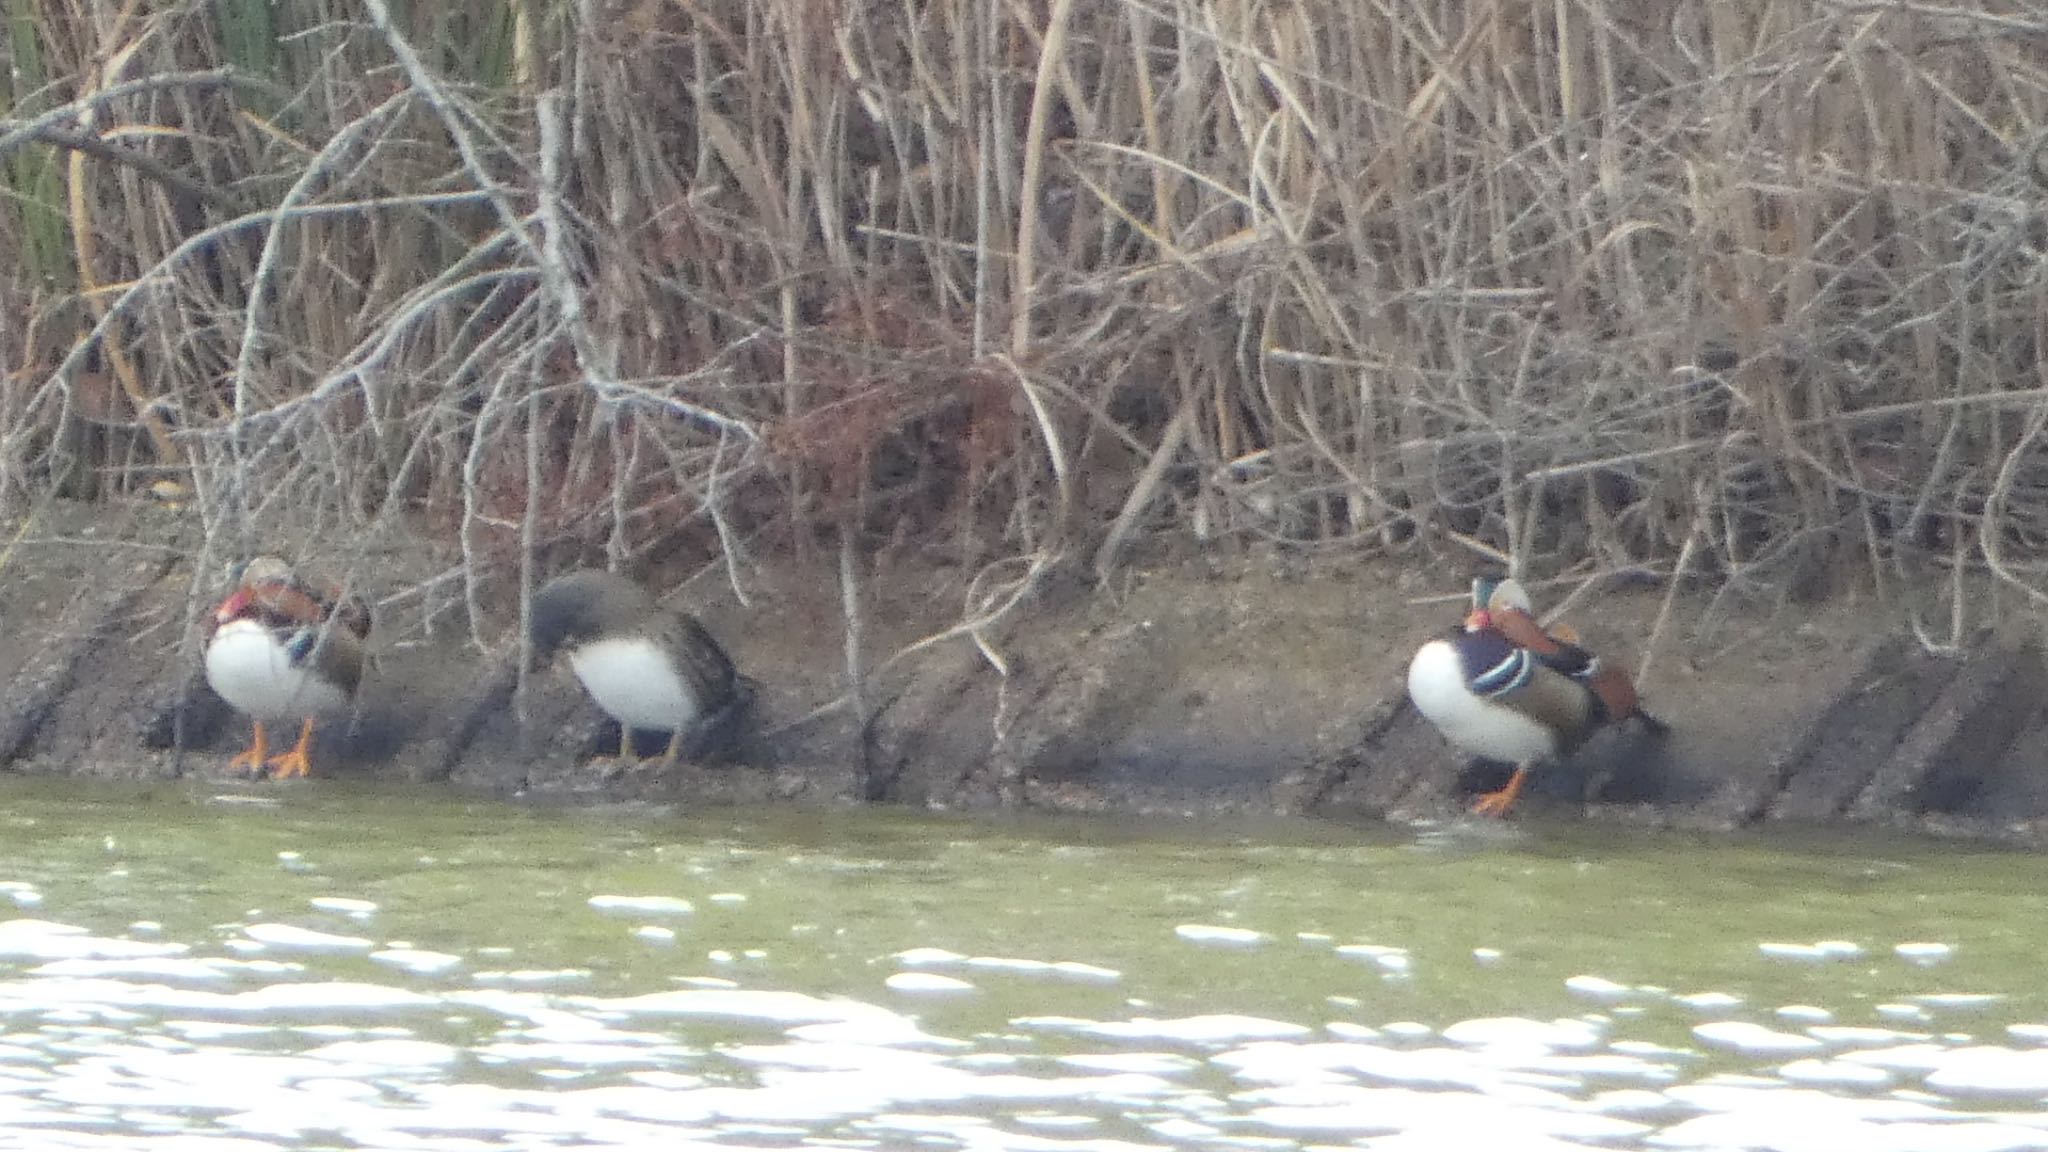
[666,614,740,701]
[284,621,365,695]
[1486,608,1601,678]
[1457,633,1598,742]
[1533,643,1599,679]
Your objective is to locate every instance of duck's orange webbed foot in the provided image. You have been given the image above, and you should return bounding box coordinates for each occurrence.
[582,727,635,775]
[263,718,317,780]
[225,721,269,776]
[1470,766,1530,818]
[647,728,693,773]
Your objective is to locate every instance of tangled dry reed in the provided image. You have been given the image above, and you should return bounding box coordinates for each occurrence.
[3,0,2048,649]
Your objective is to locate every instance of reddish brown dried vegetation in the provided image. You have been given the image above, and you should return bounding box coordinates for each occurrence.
[0,0,2045,643]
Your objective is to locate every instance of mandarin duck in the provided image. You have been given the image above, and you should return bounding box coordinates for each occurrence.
[529,569,753,769]
[203,557,371,779]
[1406,576,1666,817]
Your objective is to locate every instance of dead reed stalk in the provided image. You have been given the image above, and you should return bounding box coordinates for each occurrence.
[0,0,2042,648]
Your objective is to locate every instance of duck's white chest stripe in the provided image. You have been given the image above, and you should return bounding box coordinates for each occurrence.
[205,619,347,720]
[567,637,702,732]
[1469,647,1533,696]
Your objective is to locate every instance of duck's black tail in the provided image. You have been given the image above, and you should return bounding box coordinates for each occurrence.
[683,674,762,762]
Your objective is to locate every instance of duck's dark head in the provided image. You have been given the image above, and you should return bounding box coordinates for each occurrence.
[528,570,655,665]
[529,581,597,666]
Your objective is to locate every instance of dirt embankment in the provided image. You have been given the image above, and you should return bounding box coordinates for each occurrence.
[1,499,2039,842]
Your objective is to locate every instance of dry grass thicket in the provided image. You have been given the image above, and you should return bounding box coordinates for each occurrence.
[3,0,2048,649]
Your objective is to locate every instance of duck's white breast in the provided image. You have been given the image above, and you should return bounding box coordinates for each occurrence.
[1406,639,1558,764]
[205,620,349,721]
[568,637,701,732]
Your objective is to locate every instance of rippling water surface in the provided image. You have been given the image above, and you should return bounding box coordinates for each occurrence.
[1,776,2046,1150]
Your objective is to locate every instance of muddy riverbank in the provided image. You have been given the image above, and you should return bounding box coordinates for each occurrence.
[0,499,2039,842]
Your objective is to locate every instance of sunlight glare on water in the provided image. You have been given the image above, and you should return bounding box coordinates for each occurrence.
[0,776,2046,1150]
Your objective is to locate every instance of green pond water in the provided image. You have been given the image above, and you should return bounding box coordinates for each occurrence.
[0,774,2045,1151]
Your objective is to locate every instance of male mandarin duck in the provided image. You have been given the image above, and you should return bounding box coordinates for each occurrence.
[529,569,753,770]
[1406,576,1666,817]
[203,557,371,779]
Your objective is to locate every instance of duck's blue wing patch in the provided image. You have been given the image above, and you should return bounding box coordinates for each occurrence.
[283,626,319,664]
